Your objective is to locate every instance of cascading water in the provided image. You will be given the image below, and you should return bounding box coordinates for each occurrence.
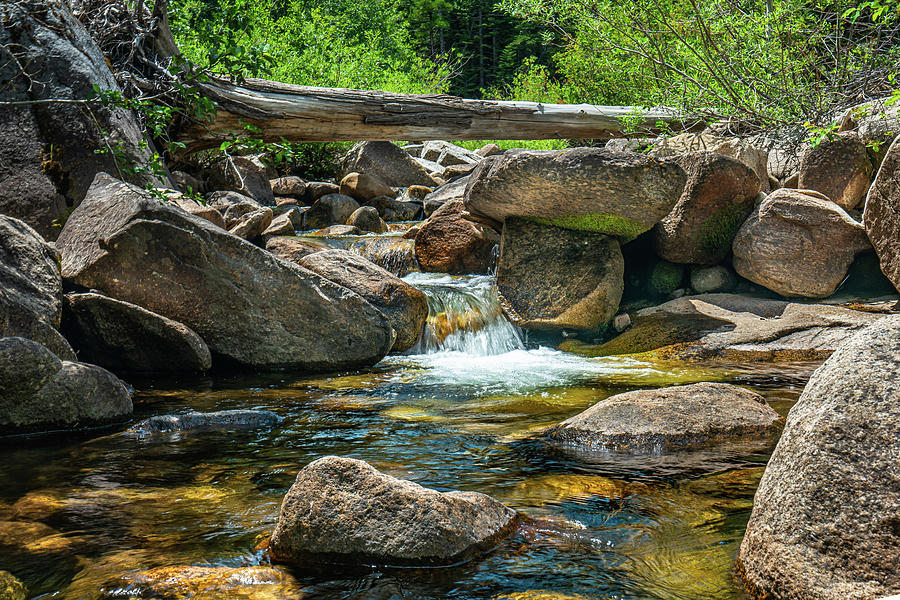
[403,272,524,355]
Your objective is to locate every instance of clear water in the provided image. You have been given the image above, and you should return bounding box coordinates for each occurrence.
[0,274,820,600]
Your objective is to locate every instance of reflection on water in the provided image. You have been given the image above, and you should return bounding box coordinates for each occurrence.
[0,271,818,599]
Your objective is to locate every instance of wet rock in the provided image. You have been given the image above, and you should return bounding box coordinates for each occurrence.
[129,409,280,433]
[61,292,211,373]
[309,224,362,236]
[863,136,900,293]
[260,212,296,237]
[798,131,873,210]
[497,218,624,331]
[125,565,301,600]
[732,189,871,297]
[421,141,482,166]
[690,265,736,294]
[415,200,500,274]
[736,316,900,600]
[348,237,418,277]
[648,133,771,192]
[565,293,881,362]
[304,194,360,230]
[207,157,274,205]
[340,141,437,187]
[298,249,428,352]
[404,185,432,201]
[270,176,307,197]
[263,236,324,262]
[269,456,517,566]
[612,313,631,332]
[0,570,26,600]
[346,206,388,233]
[544,382,781,453]
[339,172,395,202]
[464,148,686,240]
[0,215,75,360]
[56,173,393,371]
[654,152,760,264]
[367,195,421,221]
[0,0,162,240]
[0,336,132,434]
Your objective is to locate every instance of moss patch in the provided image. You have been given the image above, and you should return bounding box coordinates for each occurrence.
[696,202,754,259]
[526,212,647,241]
[650,260,685,295]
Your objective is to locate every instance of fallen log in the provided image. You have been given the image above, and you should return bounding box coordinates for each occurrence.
[180,77,690,151]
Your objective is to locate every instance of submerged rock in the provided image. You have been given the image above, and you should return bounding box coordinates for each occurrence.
[341,141,437,188]
[56,173,393,371]
[732,189,871,298]
[496,218,623,331]
[464,148,686,240]
[863,136,900,293]
[128,410,280,434]
[0,215,75,360]
[737,316,900,600]
[544,382,781,453]
[654,152,760,265]
[0,336,132,435]
[269,456,517,566]
[564,294,881,362]
[62,292,211,373]
[798,131,873,210]
[415,200,499,274]
[297,249,428,352]
[124,565,301,600]
[0,570,26,600]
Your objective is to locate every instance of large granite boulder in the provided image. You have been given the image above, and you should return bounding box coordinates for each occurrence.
[654,152,760,264]
[737,316,900,600]
[61,292,211,373]
[496,218,624,331]
[346,206,387,233]
[339,172,394,202]
[296,250,428,352]
[0,336,132,435]
[340,142,437,188]
[0,215,74,359]
[423,176,469,216]
[732,189,871,298]
[544,382,781,453]
[648,132,771,192]
[0,0,162,239]
[304,194,360,230]
[797,131,873,210]
[206,157,274,205]
[264,236,324,262]
[56,174,394,371]
[562,294,881,362]
[863,136,900,293]
[269,456,517,566]
[415,200,500,274]
[464,148,686,240]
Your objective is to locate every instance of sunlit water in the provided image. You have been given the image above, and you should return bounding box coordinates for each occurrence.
[0,274,821,599]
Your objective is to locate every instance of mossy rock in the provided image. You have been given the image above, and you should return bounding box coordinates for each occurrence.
[696,201,755,259]
[526,212,648,241]
[0,571,26,600]
[649,260,685,296]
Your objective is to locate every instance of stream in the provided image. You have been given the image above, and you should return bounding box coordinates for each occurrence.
[0,272,820,599]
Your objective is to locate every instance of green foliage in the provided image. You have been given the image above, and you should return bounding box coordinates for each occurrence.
[454,139,568,151]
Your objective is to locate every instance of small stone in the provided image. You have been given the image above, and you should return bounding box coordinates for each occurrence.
[612,313,631,332]
[690,265,737,293]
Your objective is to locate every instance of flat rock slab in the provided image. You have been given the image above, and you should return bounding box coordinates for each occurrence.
[269,456,517,566]
[464,148,686,240]
[56,174,393,371]
[62,292,211,373]
[564,293,882,362]
[544,382,781,453]
[497,218,623,331]
[128,410,280,434]
[737,315,900,600]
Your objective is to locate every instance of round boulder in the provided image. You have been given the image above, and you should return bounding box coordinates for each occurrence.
[414,200,500,274]
[268,456,517,566]
[345,206,387,233]
[798,131,873,210]
[339,172,394,202]
[737,315,900,600]
[304,194,360,230]
[544,382,781,453]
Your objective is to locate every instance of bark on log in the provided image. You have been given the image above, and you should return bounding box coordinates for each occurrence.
[180,77,689,151]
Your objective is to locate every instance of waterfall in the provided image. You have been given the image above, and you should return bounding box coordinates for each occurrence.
[403,273,524,356]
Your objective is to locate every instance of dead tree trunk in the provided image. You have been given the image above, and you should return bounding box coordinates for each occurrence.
[181,77,689,152]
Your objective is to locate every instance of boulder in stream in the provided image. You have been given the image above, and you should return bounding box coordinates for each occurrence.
[269,456,517,566]
[61,292,211,373]
[415,200,500,274]
[0,336,132,435]
[737,315,900,600]
[544,382,781,454]
[56,173,394,371]
[304,194,360,230]
[464,148,686,240]
[496,218,624,331]
[128,410,280,434]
